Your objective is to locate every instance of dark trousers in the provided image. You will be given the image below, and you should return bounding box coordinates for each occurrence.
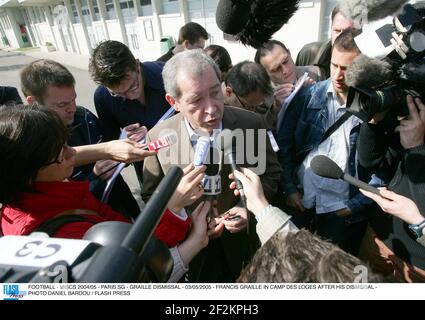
[273,196,366,256]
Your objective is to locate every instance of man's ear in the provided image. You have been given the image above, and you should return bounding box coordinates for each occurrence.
[165,94,179,112]
[26,95,35,105]
[225,86,234,98]
[182,40,191,50]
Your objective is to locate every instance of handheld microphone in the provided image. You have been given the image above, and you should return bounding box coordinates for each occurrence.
[310,155,381,196]
[193,136,210,167]
[217,129,247,209]
[145,133,178,152]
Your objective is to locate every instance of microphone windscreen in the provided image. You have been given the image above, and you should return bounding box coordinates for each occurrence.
[340,0,408,23]
[345,55,393,88]
[236,0,299,48]
[310,155,343,180]
[216,0,251,35]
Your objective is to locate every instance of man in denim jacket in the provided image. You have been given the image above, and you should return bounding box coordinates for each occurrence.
[277,28,373,254]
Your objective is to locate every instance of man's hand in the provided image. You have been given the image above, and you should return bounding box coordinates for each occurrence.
[360,188,424,225]
[228,168,269,215]
[274,83,294,107]
[285,192,305,212]
[218,206,248,234]
[395,95,425,149]
[104,139,156,163]
[124,123,147,142]
[93,159,119,180]
[167,164,206,213]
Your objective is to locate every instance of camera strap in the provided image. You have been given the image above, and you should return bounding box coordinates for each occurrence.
[34,209,100,237]
[319,112,352,144]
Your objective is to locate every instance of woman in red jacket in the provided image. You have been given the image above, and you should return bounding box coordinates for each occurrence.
[0,104,210,281]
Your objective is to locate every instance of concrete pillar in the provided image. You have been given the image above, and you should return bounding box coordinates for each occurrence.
[43,5,59,49]
[75,0,93,53]
[112,0,129,45]
[63,0,82,54]
[27,7,42,47]
[179,0,189,24]
[151,0,162,39]
[96,0,111,40]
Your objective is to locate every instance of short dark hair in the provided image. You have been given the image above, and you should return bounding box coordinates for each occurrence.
[89,40,137,87]
[204,45,232,75]
[20,59,75,103]
[237,229,384,283]
[0,103,68,204]
[226,61,273,98]
[333,27,362,53]
[254,40,289,64]
[177,22,208,45]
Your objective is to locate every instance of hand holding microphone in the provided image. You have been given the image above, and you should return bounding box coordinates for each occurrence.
[310,155,381,196]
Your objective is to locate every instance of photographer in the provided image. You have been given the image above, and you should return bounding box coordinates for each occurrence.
[357,95,425,282]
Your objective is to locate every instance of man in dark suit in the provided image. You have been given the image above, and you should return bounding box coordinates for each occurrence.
[142,49,281,282]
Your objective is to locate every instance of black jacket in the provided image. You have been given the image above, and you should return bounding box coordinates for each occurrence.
[0,86,22,105]
[358,121,425,270]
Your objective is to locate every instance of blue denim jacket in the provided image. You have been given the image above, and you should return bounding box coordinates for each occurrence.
[277,79,375,217]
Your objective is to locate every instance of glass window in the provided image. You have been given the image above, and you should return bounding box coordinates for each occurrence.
[105,0,117,20]
[139,0,152,16]
[70,0,80,23]
[91,0,100,21]
[160,0,179,14]
[120,0,136,18]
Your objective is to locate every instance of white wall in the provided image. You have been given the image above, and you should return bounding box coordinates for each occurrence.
[106,19,123,42]
[159,14,185,39]
[272,0,323,58]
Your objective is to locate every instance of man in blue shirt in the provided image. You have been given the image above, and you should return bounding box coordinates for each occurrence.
[89,40,173,184]
[277,28,374,254]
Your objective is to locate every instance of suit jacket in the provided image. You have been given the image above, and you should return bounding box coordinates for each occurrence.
[142,106,282,282]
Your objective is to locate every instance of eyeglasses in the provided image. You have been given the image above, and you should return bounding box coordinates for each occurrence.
[108,67,140,98]
[233,90,268,113]
[44,144,70,166]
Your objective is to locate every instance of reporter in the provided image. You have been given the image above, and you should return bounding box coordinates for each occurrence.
[357,95,425,282]
[0,104,210,282]
[228,168,382,283]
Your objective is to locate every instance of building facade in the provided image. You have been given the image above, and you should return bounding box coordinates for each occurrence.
[0,0,421,63]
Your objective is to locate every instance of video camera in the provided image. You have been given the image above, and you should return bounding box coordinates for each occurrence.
[347,4,425,121]
[0,167,183,283]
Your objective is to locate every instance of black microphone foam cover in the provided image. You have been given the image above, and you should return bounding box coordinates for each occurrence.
[345,54,393,88]
[216,0,251,35]
[310,155,343,180]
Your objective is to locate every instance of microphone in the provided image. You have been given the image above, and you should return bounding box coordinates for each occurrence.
[217,129,247,208]
[216,0,252,35]
[215,0,300,48]
[345,54,394,89]
[340,0,408,24]
[310,155,381,196]
[79,166,183,282]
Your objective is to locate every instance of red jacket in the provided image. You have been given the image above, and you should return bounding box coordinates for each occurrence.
[1,181,191,246]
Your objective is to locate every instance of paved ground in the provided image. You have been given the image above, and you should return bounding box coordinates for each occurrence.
[0,48,143,206]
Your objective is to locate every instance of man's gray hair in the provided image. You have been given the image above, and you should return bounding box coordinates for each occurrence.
[163,49,222,99]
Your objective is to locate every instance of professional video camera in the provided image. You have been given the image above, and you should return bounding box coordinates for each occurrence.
[346,4,425,122]
[0,167,183,283]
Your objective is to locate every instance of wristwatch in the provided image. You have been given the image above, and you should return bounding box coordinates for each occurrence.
[408,219,425,239]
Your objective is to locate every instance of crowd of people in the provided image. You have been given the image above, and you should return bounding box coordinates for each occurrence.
[0,5,424,283]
